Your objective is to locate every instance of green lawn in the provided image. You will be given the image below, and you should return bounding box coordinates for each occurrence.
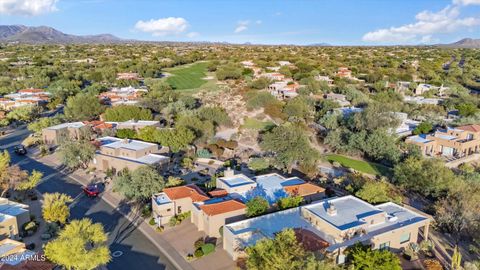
[241,118,276,131]
[165,62,209,90]
[325,154,392,176]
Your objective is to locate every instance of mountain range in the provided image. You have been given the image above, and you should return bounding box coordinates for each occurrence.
[0,25,123,44]
[438,38,480,48]
[0,24,479,47]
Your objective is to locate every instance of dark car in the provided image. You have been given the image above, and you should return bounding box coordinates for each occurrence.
[82,184,101,197]
[14,145,27,155]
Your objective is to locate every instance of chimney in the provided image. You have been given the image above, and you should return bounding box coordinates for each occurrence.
[224,167,235,178]
[326,202,337,216]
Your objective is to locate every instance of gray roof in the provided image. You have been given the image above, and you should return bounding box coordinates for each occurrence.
[99,136,158,151]
[304,196,384,231]
[45,122,85,130]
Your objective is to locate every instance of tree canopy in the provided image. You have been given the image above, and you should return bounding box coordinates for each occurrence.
[261,124,319,172]
[64,92,105,121]
[103,105,153,122]
[44,218,111,270]
[114,166,165,201]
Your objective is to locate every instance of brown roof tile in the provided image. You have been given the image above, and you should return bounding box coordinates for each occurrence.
[163,185,209,202]
[458,124,480,133]
[199,199,246,216]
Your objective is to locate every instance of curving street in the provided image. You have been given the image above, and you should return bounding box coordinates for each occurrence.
[0,125,174,270]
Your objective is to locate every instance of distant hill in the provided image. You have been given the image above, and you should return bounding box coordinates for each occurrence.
[307,43,332,47]
[0,25,123,44]
[439,38,480,48]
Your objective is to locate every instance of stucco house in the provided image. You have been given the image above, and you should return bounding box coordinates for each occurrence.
[92,137,169,173]
[406,124,480,157]
[152,185,209,226]
[223,195,431,264]
[191,197,246,237]
[0,199,30,240]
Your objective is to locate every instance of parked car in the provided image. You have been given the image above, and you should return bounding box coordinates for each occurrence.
[14,145,27,155]
[82,184,101,197]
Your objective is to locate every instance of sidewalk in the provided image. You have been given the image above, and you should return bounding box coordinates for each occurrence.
[36,153,195,270]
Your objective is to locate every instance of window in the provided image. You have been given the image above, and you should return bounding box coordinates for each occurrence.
[167,208,171,212]
[400,232,411,244]
[379,242,390,250]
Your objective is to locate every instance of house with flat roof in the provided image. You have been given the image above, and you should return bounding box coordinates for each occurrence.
[42,120,161,146]
[152,184,245,237]
[391,112,420,137]
[406,124,480,158]
[325,93,350,107]
[115,120,160,131]
[223,195,431,263]
[151,169,324,238]
[99,86,147,106]
[0,199,30,240]
[42,122,87,145]
[0,88,50,111]
[315,75,334,86]
[92,137,169,173]
[216,169,325,204]
[268,81,301,100]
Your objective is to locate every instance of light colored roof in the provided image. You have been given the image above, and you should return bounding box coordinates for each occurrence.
[226,195,430,253]
[45,122,85,130]
[99,136,157,151]
[135,154,169,164]
[118,120,158,126]
[0,199,29,218]
[407,135,432,144]
[303,196,384,231]
[152,193,172,205]
[434,134,457,140]
[218,174,256,188]
[250,174,304,203]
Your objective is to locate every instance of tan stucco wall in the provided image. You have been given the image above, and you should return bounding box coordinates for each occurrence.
[197,208,246,238]
[93,153,168,172]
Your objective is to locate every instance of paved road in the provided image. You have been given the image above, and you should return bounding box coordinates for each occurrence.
[0,126,173,270]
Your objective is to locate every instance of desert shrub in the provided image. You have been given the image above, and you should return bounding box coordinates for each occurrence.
[194,249,204,258]
[194,238,205,249]
[201,243,215,255]
[149,218,156,226]
[197,149,211,158]
[22,221,38,233]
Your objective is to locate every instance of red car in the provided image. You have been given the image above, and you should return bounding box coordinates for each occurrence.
[82,185,100,197]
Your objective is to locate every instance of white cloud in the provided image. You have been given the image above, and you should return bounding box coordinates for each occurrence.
[186,32,199,38]
[255,20,262,25]
[0,0,58,16]
[135,17,189,36]
[234,20,250,33]
[453,0,480,5]
[362,5,480,43]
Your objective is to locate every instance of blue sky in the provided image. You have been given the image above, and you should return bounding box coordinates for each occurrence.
[1,0,480,45]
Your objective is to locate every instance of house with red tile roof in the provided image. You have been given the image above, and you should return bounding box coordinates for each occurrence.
[98,86,148,106]
[192,197,246,237]
[151,185,209,226]
[0,88,50,110]
[151,169,325,238]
